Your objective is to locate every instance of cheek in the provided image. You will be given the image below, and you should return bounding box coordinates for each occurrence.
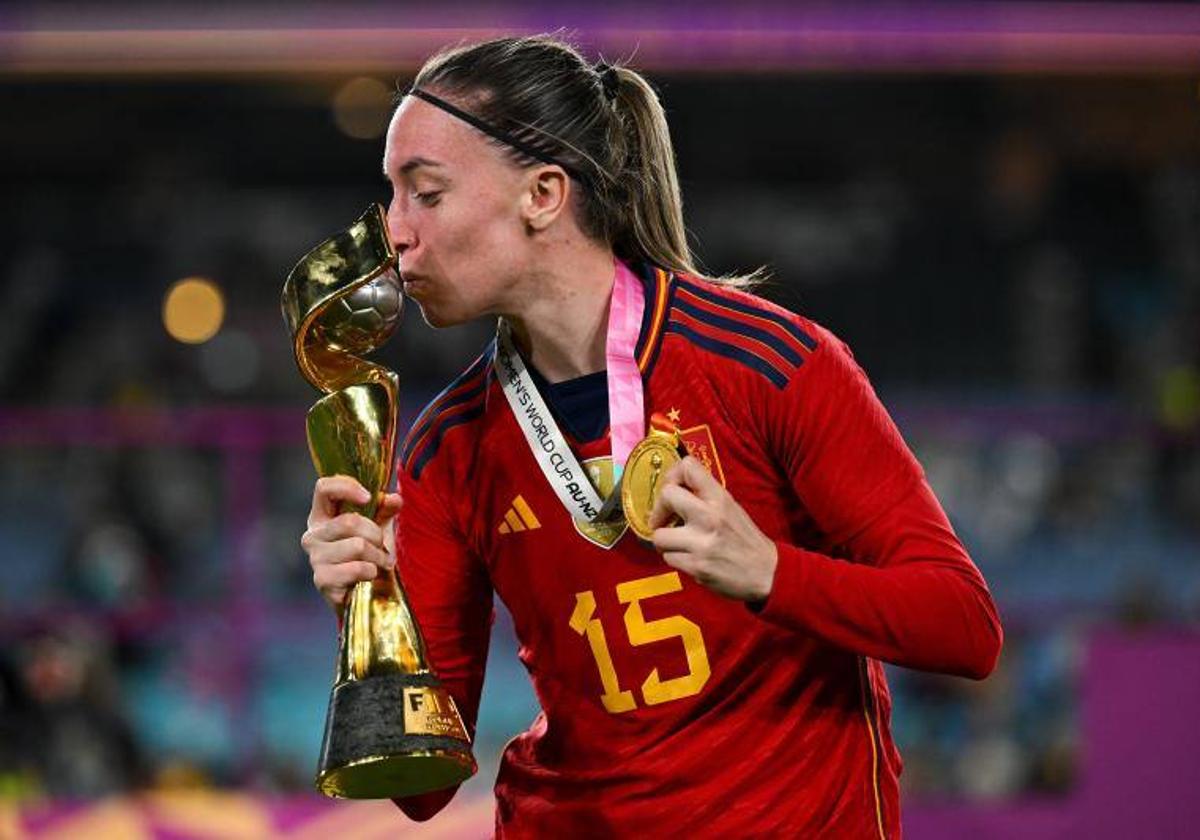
[438,191,522,273]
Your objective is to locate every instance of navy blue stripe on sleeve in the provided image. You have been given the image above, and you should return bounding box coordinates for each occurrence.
[676,278,818,352]
[674,295,804,367]
[665,321,790,388]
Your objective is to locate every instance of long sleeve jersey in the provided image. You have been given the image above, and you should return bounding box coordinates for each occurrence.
[391,264,1002,838]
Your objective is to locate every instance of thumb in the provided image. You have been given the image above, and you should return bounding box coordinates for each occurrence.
[375,491,403,524]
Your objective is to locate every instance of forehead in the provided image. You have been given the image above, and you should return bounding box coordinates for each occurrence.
[383,95,499,176]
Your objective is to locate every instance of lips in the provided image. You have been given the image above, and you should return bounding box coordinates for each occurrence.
[400,272,425,289]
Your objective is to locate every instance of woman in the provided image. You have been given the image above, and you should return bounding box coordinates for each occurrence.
[301,34,1002,838]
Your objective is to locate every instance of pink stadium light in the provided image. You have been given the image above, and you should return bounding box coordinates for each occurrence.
[1,2,1200,75]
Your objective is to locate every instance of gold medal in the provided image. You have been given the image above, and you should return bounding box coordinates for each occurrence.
[621,427,686,540]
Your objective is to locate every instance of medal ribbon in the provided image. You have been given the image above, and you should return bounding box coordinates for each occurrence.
[494,258,646,522]
[605,259,646,483]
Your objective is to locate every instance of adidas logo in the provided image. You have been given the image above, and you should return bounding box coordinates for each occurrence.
[498,495,541,534]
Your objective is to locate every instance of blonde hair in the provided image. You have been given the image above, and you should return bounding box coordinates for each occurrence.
[411,34,766,288]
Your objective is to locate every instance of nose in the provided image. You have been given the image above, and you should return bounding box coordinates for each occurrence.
[386,199,416,257]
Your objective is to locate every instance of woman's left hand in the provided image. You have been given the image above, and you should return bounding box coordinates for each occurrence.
[646,456,778,603]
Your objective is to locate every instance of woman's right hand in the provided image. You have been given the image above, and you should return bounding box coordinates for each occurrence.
[301,475,403,615]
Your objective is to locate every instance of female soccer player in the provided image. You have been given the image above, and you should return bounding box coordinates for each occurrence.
[301,34,1002,838]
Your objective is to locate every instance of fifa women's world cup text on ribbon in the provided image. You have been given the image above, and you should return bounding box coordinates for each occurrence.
[495,258,646,523]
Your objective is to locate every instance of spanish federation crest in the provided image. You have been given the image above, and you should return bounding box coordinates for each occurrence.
[678,423,727,487]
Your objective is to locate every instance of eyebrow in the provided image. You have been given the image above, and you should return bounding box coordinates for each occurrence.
[395,156,445,175]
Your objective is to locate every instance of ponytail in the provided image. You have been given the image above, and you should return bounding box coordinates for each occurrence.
[607,67,689,275]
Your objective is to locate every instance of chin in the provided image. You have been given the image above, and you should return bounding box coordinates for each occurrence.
[413,299,470,329]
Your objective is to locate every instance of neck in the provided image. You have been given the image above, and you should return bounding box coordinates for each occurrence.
[505,245,616,383]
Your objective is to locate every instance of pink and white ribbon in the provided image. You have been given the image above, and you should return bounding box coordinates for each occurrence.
[604,258,646,481]
[495,258,647,522]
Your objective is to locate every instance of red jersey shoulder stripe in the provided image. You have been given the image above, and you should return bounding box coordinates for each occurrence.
[400,341,494,478]
[666,276,819,388]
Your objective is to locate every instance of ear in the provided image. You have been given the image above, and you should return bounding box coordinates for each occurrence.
[520,165,571,232]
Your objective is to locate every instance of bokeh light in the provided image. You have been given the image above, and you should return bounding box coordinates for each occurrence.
[331,77,393,140]
[1160,366,1200,432]
[162,277,225,344]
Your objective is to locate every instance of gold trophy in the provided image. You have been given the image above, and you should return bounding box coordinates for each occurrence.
[282,204,476,798]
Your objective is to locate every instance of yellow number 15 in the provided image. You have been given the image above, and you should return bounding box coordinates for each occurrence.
[568,571,711,714]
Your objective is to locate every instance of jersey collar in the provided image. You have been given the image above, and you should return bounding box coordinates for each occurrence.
[632,261,675,377]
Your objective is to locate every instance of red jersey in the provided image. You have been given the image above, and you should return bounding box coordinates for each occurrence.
[392,265,1002,837]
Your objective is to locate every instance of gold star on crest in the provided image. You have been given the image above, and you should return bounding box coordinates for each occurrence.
[666,407,681,424]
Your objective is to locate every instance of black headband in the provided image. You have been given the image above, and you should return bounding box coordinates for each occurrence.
[406,87,591,188]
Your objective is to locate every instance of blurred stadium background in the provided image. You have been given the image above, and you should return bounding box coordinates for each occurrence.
[2,1,1199,837]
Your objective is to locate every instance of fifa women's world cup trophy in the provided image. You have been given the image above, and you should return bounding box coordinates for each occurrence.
[281,204,476,798]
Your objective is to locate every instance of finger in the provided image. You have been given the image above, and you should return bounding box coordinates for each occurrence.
[315,512,387,549]
[659,484,710,526]
[310,475,372,526]
[656,458,690,492]
[315,535,392,571]
[382,516,397,556]
[375,492,403,523]
[316,560,379,592]
[647,483,696,530]
[650,521,701,554]
[677,456,723,502]
[646,459,710,530]
[647,461,698,527]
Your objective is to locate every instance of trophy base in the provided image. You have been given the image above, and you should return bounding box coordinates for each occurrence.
[316,749,476,800]
[315,672,477,799]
